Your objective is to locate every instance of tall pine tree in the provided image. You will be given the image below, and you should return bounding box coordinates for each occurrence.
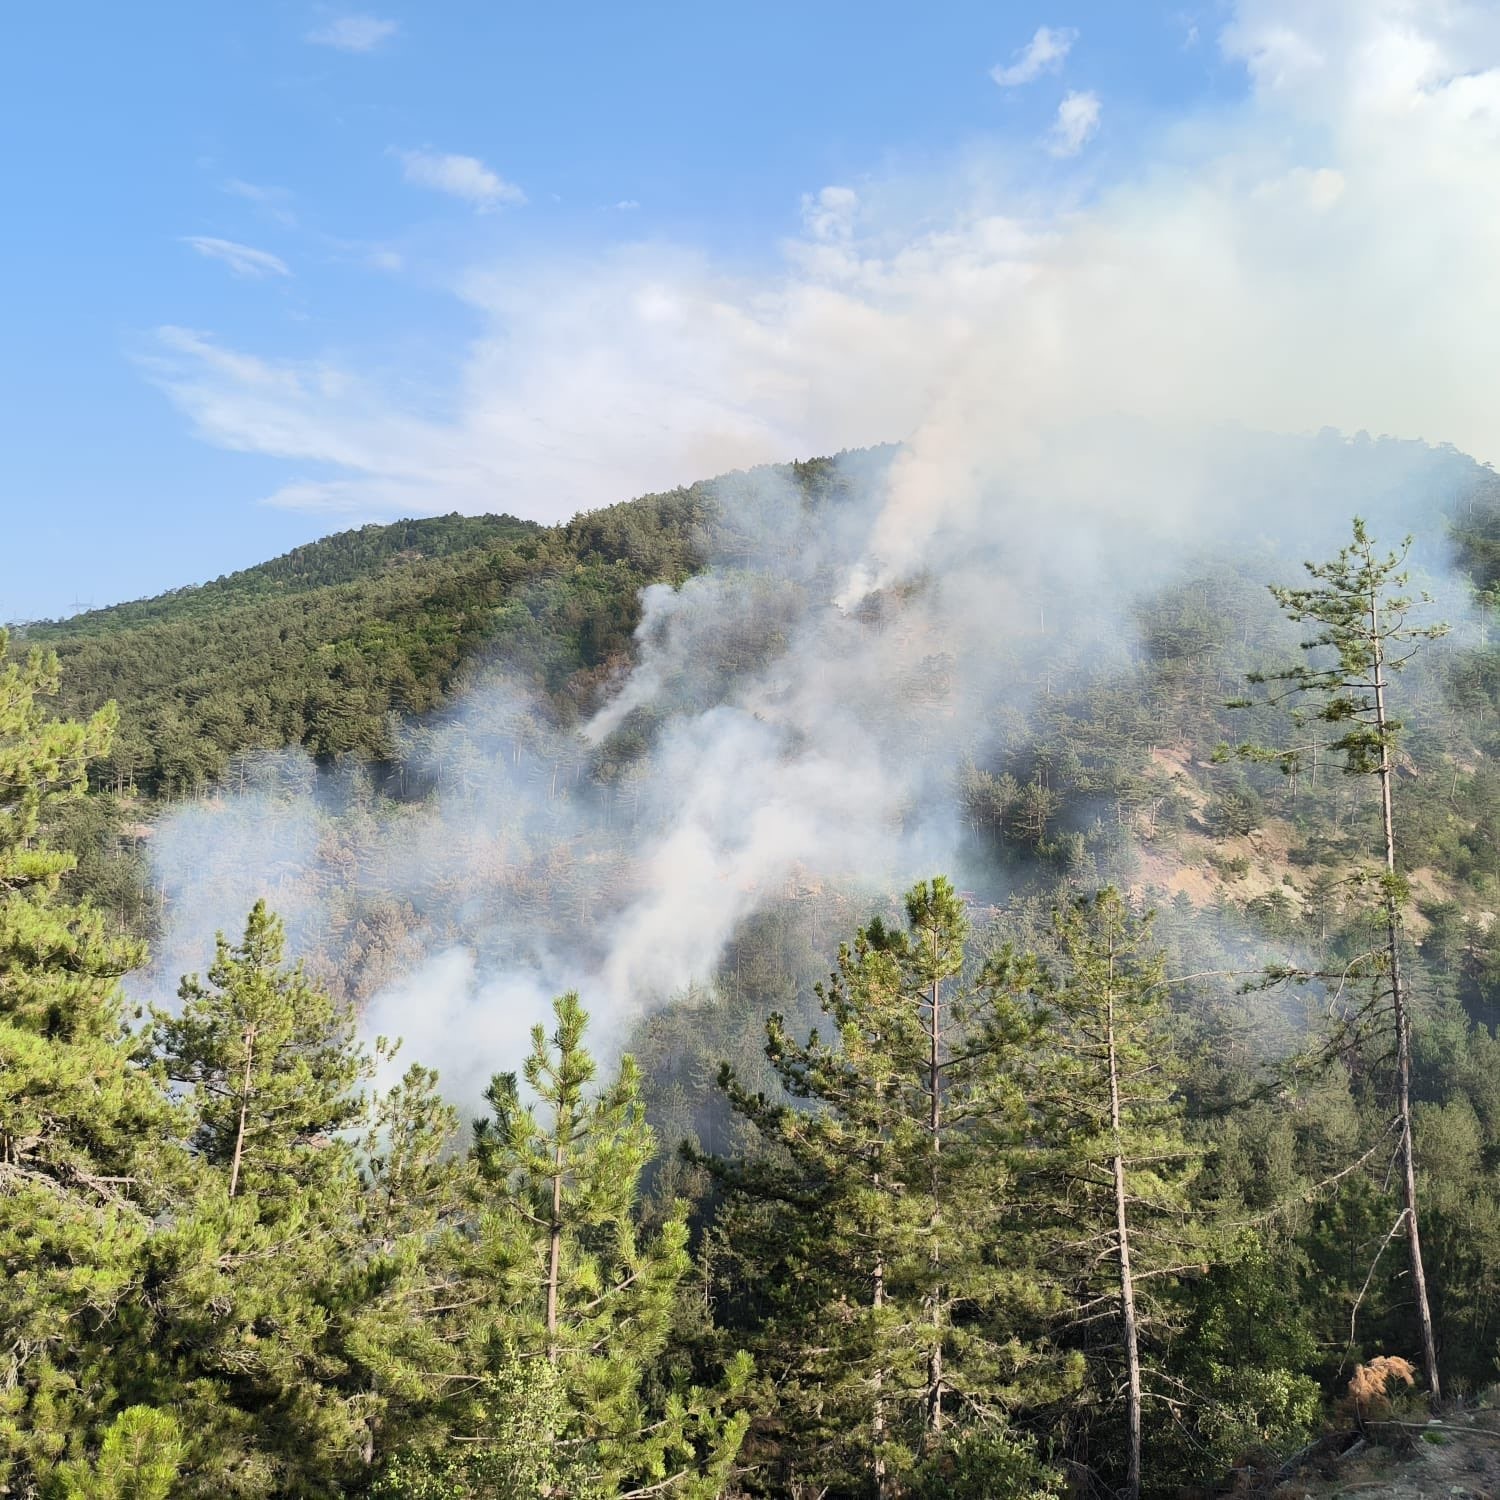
[148,902,418,1495]
[0,632,185,1494]
[1231,518,1448,1398]
[992,889,1205,1500]
[703,878,1057,1498]
[154,899,370,1202]
[438,991,750,1500]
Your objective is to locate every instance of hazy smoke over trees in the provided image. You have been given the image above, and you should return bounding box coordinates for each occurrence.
[140,430,1477,1098]
[140,1,1500,1096]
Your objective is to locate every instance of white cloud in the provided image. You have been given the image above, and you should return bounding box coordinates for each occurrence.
[306,14,398,52]
[394,149,526,210]
[614,199,641,211]
[182,236,291,279]
[991,25,1078,87]
[149,0,1500,534]
[1049,89,1101,155]
[222,179,296,226]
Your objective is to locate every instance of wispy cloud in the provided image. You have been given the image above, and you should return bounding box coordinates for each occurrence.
[306,14,398,52]
[1049,89,1101,155]
[182,236,291,279]
[614,199,641,212]
[801,184,859,242]
[154,328,303,392]
[1175,8,1203,49]
[222,179,297,226]
[393,149,526,210]
[991,25,1078,87]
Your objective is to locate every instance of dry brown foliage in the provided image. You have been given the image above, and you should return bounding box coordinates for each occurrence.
[1347,1354,1417,1418]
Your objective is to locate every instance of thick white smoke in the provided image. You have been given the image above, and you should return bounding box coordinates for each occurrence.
[141,458,1012,1097]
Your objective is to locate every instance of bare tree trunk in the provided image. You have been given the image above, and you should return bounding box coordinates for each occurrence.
[547,1116,564,1365]
[870,1030,891,1500]
[1106,980,1142,1500]
[926,971,944,1438]
[228,1025,256,1199]
[1371,601,1442,1402]
[873,1248,888,1500]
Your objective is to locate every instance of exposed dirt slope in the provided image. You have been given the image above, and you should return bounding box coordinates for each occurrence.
[1268,1407,1500,1499]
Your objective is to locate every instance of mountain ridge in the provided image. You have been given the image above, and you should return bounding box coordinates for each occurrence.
[17,512,544,640]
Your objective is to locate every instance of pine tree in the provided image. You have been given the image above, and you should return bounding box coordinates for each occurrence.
[1230,518,1448,1399]
[703,878,1056,1498]
[993,889,1205,1500]
[148,902,412,1495]
[455,991,749,1499]
[0,631,182,1493]
[153,899,371,1203]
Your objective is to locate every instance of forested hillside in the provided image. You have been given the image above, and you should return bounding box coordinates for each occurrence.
[7,442,1500,1497]
[13,483,729,791]
[21,514,545,639]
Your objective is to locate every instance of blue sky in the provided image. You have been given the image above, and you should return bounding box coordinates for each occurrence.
[0,3,1251,621]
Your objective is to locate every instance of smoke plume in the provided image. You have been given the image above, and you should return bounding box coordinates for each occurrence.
[139,1,1500,1096]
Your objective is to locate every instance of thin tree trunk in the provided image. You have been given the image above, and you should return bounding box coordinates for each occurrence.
[547,1112,564,1365]
[1370,597,1442,1402]
[926,970,943,1437]
[1106,978,1142,1500]
[228,1025,256,1199]
[872,1248,888,1500]
[872,1038,890,1500]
